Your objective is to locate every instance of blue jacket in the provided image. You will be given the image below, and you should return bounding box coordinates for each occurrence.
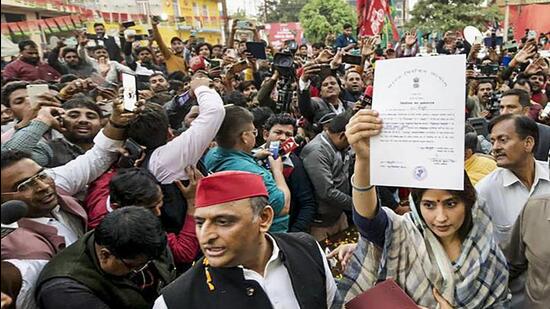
[334,34,357,49]
[204,147,289,232]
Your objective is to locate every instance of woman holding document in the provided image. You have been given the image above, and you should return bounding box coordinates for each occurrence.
[331,110,509,308]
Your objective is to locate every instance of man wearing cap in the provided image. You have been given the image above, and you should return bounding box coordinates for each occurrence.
[152,18,187,74]
[153,171,336,309]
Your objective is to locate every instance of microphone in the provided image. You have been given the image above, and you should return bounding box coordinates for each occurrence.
[358,85,373,109]
[1,200,28,225]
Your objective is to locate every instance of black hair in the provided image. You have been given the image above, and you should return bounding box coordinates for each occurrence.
[195,42,212,55]
[312,42,325,49]
[128,103,170,149]
[61,47,78,58]
[529,71,547,81]
[298,44,308,50]
[212,44,223,50]
[18,40,37,52]
[475,79,495,93]
[135,46,152,56]
[501,88,531,108]
[93,23,104,28]
[488,114,539,154]
[1,149,32,170]
[148,72,167,82]
[109,168,160,207]
[465,132,478,152]
[62,95,104,118]
[238,80,256,93]
[264,113,296,131]
[343,23,353,30]
[91,46,108,53]
[1,81,30,107]
[411,171,476,241]
[59,74,79,84]
[95,207,167,260]
[167,71,187,82]
[222,91,247,107]
[216,105,254,148]
[169,80,185,92]
[327,111,352,134]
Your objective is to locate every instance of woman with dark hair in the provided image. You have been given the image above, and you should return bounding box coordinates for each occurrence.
[195,42,212,59]
[330,110,510,308]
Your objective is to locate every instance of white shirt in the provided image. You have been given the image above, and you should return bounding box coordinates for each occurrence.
[476,160,550,243]
[153,235,337,309]
[147,86,225,184]
[5,130,122,309]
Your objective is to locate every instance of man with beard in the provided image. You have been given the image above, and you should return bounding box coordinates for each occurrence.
[147,73,173,105]
[3,40,61,82]
[48,43,97,78]
[469,80,496,119]
[340,70,365,106]
[152,18,187,75]
[3,96,104,167]
[0,99,137,308]
[298,63,351,124]
[528,72,548,107]
[89,23,122,63]
[239,80,258,108]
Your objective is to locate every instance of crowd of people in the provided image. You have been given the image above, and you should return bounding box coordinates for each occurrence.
[0,17,549,309]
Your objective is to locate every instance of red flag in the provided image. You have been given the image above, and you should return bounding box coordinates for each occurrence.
[54,17,68,31]
[101,12,111,23]
[7,23,22,35]
[45,17,60,32]
[1,23,10,35]
[26,20,39,32]
[360,0,387,37]
[16,21,30,35]
[38,19,51,33]
[62,16,75,29]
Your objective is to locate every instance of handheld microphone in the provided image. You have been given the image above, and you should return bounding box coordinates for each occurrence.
[1,200,28,225]
[359,85,373,109]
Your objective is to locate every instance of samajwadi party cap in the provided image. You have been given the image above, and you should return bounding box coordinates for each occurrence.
[195,171,268,208]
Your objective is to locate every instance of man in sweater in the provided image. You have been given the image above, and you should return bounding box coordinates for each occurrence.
[36,207,175,309]
[153,171,336,309]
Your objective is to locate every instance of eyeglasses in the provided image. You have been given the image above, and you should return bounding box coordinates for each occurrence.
[119,257,153,276]
[2,169,50,194]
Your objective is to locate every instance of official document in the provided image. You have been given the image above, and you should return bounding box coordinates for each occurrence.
[370,55,465,190]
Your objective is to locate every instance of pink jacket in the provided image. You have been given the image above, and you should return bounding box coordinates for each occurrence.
[1,188,88,260]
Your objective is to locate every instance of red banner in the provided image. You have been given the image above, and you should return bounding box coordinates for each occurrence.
[264,22,303,50]
[360,0,387,36]
[45,17,60,32]
[1,23,10,35]
[509,4,550,41]
[8,23,23,35]
[37,19,51,33]
[101,12,111,23]
[120,13,128,22]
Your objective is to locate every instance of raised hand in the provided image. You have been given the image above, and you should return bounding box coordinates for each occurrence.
[345,109,383,160]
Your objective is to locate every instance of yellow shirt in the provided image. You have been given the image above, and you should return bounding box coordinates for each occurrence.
[465,154,497,186]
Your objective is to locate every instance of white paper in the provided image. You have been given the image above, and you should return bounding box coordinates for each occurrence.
[370,55,465,190]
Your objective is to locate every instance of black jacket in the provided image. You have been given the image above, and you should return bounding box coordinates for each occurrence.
[161,232,328,309]
[286,153,317,232]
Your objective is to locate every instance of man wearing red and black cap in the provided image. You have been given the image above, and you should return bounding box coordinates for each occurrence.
[153,171,336,309]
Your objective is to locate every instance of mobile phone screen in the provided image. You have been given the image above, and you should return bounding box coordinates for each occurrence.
[26,84,50,109]
[122,73,137,111]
